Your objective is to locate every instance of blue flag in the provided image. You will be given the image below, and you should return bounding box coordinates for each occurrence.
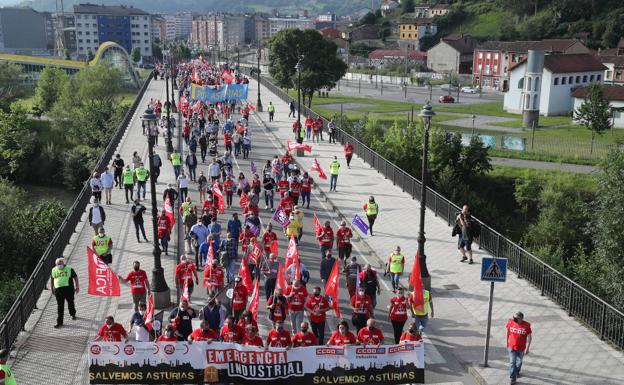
[352,214,369,235]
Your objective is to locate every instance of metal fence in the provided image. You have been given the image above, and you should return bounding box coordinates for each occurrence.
[249,69,624,350]
[0,72,154,351]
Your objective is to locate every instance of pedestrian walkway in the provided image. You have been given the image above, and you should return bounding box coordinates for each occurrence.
[7,78,181,385]
[248,78,624,385]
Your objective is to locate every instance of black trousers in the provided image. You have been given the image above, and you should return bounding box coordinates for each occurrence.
[311,321,326,345]
[55,286,75,326]
[124,184,134,202]
[391,320,406,344]
[134,221,147,241]
[367,214,377,235]
[114,171,122,187]
[265,278,276,301]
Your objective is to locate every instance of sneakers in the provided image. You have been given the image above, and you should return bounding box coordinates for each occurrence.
[461,256,467,262]
[72,315,77,320]
[469,259,474,265]
[54,324,62,329]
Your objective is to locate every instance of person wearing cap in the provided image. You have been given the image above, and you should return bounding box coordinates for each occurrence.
[88,199,106,235]
[506,312,532,385]
[174,255,199,300]
[386,246,405,293]
[345,256,361,297]
[92,227,113,264]
[134,162,150,200]
[267,319,292,348]
[0,348,17,385]
[336,221,353,270]
[90,172,103,204]
[400,322,423,343]
[232,277,249,322]
[101,166,114,205]
[50,257,79,328]
[388,287,409,343]
[362,196,379,236]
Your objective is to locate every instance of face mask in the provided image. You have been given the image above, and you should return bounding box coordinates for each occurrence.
[134,266,140,271]
[277,326,284,332]
[359,292,365,296]
[209,300,216,306]
[245,316,251,321]
[368,326,373,330]
[302,328,308,333]
[314,292,320,297]
[139,311,145,316]
[166,331,173,337]
[203,328,210,334]
[57,264,65,269]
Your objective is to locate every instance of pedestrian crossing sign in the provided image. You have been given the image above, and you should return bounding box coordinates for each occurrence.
[481,257,507,282]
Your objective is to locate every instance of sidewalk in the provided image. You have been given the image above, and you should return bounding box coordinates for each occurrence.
[248,79,624,385]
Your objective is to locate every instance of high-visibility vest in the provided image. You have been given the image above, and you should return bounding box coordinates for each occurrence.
[268,104,275,113]
[329,161,340,175]
[366,202,378,216]
[93,234,111,255]
[0,363,17,385]
[135,167,148,182]
[389,253,404,273]
[122,168,134,185]
[181,201,193,218]
[171,152,181,166]
[51,265,72,288]
[412,290,430,316]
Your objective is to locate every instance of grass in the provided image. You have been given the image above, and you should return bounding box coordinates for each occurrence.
[488,165,597,188]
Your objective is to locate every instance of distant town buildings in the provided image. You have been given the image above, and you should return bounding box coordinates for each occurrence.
[427,34,477,74]
[0,7,54,54]
[397,18,437,51]
[368,49,427,68]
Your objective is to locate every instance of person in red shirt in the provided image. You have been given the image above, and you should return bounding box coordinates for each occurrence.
[266,319,292,348]
[118,261,150,311]
[277,174,290,197]
[304,115,314,140]
[336,221,353,269]
[357,318,384,346]
[267,288,288,326]
[174,255,199,299]
[506,312,532,384]
[305,286,330,344]
[327,320,357,346]
[317,221,334,260]
[292,321,318,347]
[220,315,243,343]
[388,287,409,344]
[288,177,301,206]
[188,320,217,343]
[223,175,234,208]
[279,192,294,217]
[157,324,178,342]
[292,119,300,136]
[157,210,172,255]
[224,131,232,153]
[202,258,225,293]
[94,316,128,342]
[344,142,354,168]
[239,225,255,257]
[241,326,264,347]
[400,322,423,343]
[299,172,314,209]
[284,280,308,333]
[262,224,278,259]
[315,117,324,141]
[237,310,258,331]
[351,288,373,332]
[281,152,293,167]
[231,277,249,322]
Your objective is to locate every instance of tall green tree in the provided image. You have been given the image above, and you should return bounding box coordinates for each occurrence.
[0,62,23,111]
[34,67,69,113]
[402,0,415,14]
[574,83,612,155]
[132,47,141,63]
[0,103,36,176]
[269,29,347,108]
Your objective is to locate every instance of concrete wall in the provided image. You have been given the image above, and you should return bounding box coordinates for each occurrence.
[428,41,459,74]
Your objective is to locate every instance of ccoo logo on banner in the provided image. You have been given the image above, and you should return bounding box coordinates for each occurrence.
[88,341,424,384]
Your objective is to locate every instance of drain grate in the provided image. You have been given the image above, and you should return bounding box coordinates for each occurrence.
[443,284,460,290]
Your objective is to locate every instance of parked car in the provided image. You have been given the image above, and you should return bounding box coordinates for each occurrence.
[438,95,455,103]
[440,84,458,91]
[461,86,478,94]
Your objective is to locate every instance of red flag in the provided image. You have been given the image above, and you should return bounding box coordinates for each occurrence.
[287,140,312,152]
[181,280,191,304]
[410,251,425,312]
[311,158,328,180]
[206,243,214,265]
[247,103,256,111]
[249,278,261,321]
[324,259,342,318]
[313,213,323,236]
[240,257,253,293]
[285,236,298,269]
[275,263,286,292]
[87,247,120,296]
[144,294,155,330]
[293,244,301,282]
[270,239,279,256]
[248,238,263,265]
[212,182,225,213]
[239,191,249,208]
[163,196,175,231]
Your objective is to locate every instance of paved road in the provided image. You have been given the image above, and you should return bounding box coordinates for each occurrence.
[490,157,599,174]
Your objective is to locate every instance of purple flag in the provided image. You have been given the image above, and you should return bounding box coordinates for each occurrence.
[250,161,257,174]
[245,218,260,237]
[352,214,369,235]
[272,206,291,228]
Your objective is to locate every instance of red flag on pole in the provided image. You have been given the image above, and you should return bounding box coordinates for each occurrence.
[285,236,298,269]
[87,247,120,296]
[248,238,263,265]
[293,244,301,282]
[181,280,191,304]
[144,293,155,330]
[324,259,342,318]
[310,158,328,180]
[313,213,323,236]
[212,182,225,213]
[249,278,261,321]
[163,196,175,231]
[276,263,286,292]
[206,243,214,265]
[239,191,249,208]
[240,257,253,292]
[270,239,279,256]
[410,251,425,312]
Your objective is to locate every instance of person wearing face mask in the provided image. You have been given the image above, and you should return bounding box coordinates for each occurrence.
[92,227,113,265]
[266,320,292,349]
[232,277,249,322]
[267,287,289,327]
[129,302,151,342]
[400,321,423,343]
[241,326,264,347]
[388,287,409,344]
[220,316,243,343]
[157,324,178,342]
[202,258,225,293]
[351,287,373,332]
[199,293,226,333]
[357,318,385,346]
[169,299,197,341]
[88,199,106,235]
[188,320,217,343]
[118,261,151,312]
[327,321,357,346]
[94,316,128,342]
[292,321,318,347]
[305,286,330,344]
[284,280,308,333]
[50,257,79,328]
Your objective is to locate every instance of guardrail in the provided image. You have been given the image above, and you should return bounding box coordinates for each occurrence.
[0,71,154,351]
[246,68,624,350]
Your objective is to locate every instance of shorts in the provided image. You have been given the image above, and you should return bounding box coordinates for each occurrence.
[458,237,472,251]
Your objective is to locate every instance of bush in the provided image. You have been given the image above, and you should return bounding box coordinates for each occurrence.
[61,146,99,190]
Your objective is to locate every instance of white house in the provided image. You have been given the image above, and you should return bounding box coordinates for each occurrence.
[504,53,607,116]
[572,85,624,128]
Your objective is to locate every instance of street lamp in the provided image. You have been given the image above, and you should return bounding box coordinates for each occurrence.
[256,44,263,112]
[165,69,174,154]
[471,114,476,137]
[295,55,304,146]
[143,107,171,309]
[417,102,436,292]
[170,54,177,113]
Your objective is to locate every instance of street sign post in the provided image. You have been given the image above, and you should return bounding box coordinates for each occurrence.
[481,256,508,367]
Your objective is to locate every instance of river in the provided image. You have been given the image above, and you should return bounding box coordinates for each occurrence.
[22,184,79,209]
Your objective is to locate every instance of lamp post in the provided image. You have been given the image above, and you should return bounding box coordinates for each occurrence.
[237,45,240,70]
[295,56,304,148]
[170,54,177,113]
[471,114,476,137]
[165,69,174,154]
[143,108,171,309]
[256,44,263,112]
[417,102,436,292]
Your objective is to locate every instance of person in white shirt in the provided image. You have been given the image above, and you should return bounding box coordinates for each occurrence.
[88,200,105,235]
[129,302,151,341]
[178,169,189,202]
[101,167,114,205]
[208,158,221,182]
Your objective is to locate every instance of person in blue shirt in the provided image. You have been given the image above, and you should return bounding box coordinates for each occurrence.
[207,217,222,249]
[190,219,209,268]
[227,213,242,240]
[199,235,219,266]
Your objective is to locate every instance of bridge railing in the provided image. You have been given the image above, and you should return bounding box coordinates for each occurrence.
[246,69,624,350]
[0,71,154,351]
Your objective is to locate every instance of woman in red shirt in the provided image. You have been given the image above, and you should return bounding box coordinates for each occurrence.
[344,142,354,168]
[400,322,423,343]
[241,326,264,347]
[223,175,234,208]
[388,287,409,344]
[327,321,357,346]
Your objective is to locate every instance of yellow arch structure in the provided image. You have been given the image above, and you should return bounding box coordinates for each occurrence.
[89,41,141,88]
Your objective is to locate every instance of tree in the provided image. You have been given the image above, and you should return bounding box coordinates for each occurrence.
[574,83,611,155]
[0,103,36,176]
[0,62,23,111]
[360,12,376,25]
[402,0,415,14]
[372,120,422,176]
[269,29,347,108]
[132,47,141,63]
[152,42,163,61]
[34,67,69,113]
[87,48,95,61]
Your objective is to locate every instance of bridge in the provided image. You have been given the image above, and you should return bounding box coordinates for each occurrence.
[1,73,623,385]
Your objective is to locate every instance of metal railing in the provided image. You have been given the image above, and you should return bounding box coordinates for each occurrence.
[0,72,154,351]
[248,69,624,350]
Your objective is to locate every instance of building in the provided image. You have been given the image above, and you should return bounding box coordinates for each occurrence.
[572,85,624,128]
[473,39,590,91]
[174,12,192,40]
[163,15,177,41]
[268,17,313,36]
[52,12,77,56]
[341,24,379,42]
[503,53,606,117]
[0,7,54,54]
[413,6,430,18]
[73,4,152,58]
[429,4,450,17]
[368,49,427,68]
[151,15,166,42]
[319,27,341,40]
[191,16,209,48]
[218,15,245,49]
[381,0,399,17]
[398,18,437,51]
[253,14,270,44]
[427,34,476,74]
[597,38,624,85]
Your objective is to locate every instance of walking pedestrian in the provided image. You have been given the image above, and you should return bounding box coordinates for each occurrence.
[132,151,142,169]
[112,154,124,188]
[327,118,336,143]
[131,199,148,243]
[267,101,275,122]
[51,257,79,328]
[101,166,114,204]
[178,168,189,202]
[92,227,113,265]
[118,261,150,311]
[0,349,18,385]
[242,131,251,159]
[90,172,103,203]
[267,288,288,328]
[122,165,135,203]
[357,318,384,345]
[336,221,353,270]
[261,253,280,300]
[363,195,378,236]
[320,251,335,285]
[388,287,408,344]
[199,134,208,162]
[163,183,178,204]
[386,246,405,292]
[344,142,354,168]
[305,286,330,344]
[134,162,149,201]
[152,152,162,183]
[157,209,172,255]
[169,299,197,341]
[359,264,381,309]
[409,288,434,333]
[300,172,314,209]
[292,321,318,347]
[457,204,479,264]
[263,173,275,210]
[329,156,340,191]
[175,255,199,300]
[327,320,357,346]
[88,200,105,235]
[288,100,295,118]
[345,256,361,297]
[170,149,182,179]
[507,312,532,385]
[316,221,334,260]
[266,319,292,348]
[232,277,249,322]
[185,152,198,181]
[316,116,324,141]
[285,279,308,333]
[350,288,373,332]
[94,316,128,342]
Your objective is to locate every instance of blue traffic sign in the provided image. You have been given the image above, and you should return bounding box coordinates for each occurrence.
[481,257,507,282]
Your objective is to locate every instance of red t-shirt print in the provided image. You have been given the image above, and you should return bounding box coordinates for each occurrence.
[98,323,127,342]
[125,270,148,294]
[506,319,532,351]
